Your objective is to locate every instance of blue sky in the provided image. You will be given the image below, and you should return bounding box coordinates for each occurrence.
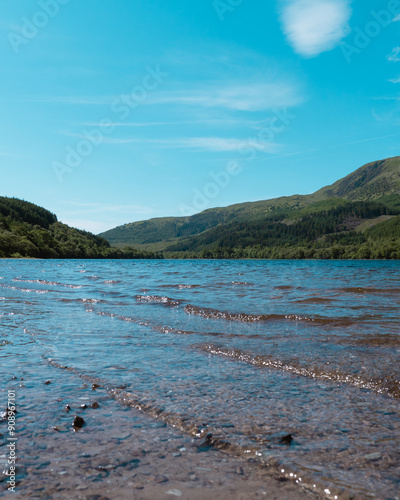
[1,0,400,233]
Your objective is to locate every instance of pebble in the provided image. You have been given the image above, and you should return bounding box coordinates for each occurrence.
[364,453,382,461]
[91,402,100,409]
[166,490,183,497]
[154,475,169,483]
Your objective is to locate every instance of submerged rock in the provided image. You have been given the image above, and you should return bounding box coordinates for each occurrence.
[91,402,100,409]
[279,434,293,445]
[73,416,85,429]
[53,425,68,433]
[196,432,214,451]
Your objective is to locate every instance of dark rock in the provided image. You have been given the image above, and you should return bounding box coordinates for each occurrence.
[44,380,52,385]
[91,402,100,409]
[196,432,214,451]
[154,475,169,483]
[279,434,293,445]
[65,405,71,412]
[80,404,87,409]
[92,384,99,391]
[73,416,85,429]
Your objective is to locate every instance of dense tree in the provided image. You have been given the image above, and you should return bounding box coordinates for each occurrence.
[0,197,162,259]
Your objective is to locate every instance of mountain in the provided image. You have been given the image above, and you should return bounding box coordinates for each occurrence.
[100,156,400,257]
[0,197,161,259]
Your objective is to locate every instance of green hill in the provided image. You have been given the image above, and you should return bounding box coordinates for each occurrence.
[100,156,400,258]
[0,197,161,259]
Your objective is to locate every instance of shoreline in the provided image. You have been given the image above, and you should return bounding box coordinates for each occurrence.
[1,365,320,500]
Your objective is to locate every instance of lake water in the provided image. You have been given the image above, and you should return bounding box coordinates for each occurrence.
[1,259,400,499]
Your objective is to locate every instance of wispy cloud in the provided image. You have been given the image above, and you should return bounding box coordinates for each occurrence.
[150,83,302,111]
[81,118,262,128]
[388,76,400,84]
[15,81,302,113]
[280,0,351,57]
[100,136,279,153]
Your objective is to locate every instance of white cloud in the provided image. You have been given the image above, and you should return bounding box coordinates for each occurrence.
[150,83,303,111]
[388,76,400,83]
[101,136,279,153]
[280,0,352,57]
[394,14,400,22]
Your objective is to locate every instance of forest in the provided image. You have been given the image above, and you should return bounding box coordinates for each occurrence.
[0,197,162,259]
[164,198,400,260]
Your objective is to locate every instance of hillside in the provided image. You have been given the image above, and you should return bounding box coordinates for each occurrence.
[165,197,400,259]
[100,156,400,255]
[0,197,161,259]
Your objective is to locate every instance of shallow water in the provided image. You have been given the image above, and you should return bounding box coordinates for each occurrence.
[1,259,400,498]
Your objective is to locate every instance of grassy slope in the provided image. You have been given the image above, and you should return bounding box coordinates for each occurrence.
[100,156,400,251]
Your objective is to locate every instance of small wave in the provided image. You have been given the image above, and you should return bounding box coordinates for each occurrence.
[136,295,182,307]
[159,284,201,289]
[59,298,104,304]
[199,344,400,399]
[0,284,49,294]
[13,278,82,289]
[184,304,350,326]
